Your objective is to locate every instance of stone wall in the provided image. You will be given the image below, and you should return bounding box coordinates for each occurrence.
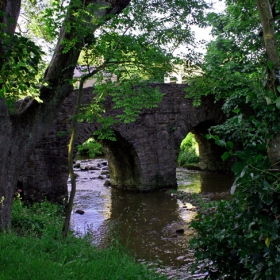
[19,84,228,203]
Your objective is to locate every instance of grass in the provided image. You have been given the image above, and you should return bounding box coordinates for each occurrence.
[0,197,167,280]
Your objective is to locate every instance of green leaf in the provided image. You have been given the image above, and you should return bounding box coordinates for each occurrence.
[265,96,272,105]
[265,237,271,247]
[221,151,230,161]
[226,141,233,149]
[232,161,245,175]
[232,108,240,114]
[259,181,273,205]
[260,192,273,205]
[275,97,280,110]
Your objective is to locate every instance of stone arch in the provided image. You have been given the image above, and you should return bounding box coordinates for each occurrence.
[101,131,142,190]
[191,120,230,172]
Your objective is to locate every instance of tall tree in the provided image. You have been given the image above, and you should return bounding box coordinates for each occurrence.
[0,0,131,231]
[0,0,208,231]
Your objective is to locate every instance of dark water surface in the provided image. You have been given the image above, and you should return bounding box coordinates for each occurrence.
[69,159,233,279]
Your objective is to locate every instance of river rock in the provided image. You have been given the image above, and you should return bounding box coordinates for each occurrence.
[89,166,100,170]
[104,180,111,187]
[75,209,85,215]
[97,161,107,167]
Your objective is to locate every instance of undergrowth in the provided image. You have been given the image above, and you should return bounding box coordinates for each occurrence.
[1,197,166,280]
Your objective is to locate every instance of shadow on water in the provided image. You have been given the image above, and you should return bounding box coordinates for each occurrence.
[176,168,234,194]
[105,189,197,267]
[70,158,234,278]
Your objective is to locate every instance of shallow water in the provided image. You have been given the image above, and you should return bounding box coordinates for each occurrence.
[69,158,233,279]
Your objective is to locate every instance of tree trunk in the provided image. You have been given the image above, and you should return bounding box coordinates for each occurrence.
[62,80,84,237]
[256,0,280,167]
[256,0,280,94]
[0,0,130,231]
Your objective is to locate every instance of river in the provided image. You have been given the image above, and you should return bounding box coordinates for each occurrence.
[69,158,233,279]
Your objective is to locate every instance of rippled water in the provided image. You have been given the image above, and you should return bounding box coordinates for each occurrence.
[69,158,233,279]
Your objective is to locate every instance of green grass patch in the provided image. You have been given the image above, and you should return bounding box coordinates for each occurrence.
[2,198,166,280]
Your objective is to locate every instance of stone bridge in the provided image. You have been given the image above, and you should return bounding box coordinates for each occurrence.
[19,84,228,203]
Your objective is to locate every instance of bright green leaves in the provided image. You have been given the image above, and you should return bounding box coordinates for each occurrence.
[22,0,68,43]
[93,116,117,141]
[0,30,45,106]
[96,80,164,124]
[275,97,280,110]
[77,137,103,157]
[187,0,266,105]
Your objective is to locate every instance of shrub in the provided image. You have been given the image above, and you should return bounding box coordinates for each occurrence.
[11,196,64,237]
[177,133,199,166]
[77,137,103,158]
[188,137,280,279]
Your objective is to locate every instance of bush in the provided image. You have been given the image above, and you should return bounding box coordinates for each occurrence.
[188,145,280,279]
[77,137,103,158]
[11,196,64,237]
[177,133,199,166]
[189,187,280,279]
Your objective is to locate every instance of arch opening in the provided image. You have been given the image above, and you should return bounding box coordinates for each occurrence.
[191,120,232,173]
[177,132,200,168]
[101,131,143,191]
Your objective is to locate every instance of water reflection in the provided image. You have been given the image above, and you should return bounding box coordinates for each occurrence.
[107,189,196,267]
[177,168,234,193]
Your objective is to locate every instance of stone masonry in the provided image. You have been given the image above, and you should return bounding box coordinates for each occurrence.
[19,84,228,203]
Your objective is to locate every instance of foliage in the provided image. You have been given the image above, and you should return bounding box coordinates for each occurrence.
[189,149,280,278]
[77,137,103,157]
[189,102,280,279]
[65,0,211,142]
[187,1,280,278]
[186,0,269,106]
[0,27,45,105]
[6,198,167,280]
[177,133,199,166]
[11,194,64,237]
[21,0,67,43]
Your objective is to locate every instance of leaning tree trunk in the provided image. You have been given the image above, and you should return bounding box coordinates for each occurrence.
[256,0,280,91]
[0,0,130,231]
[256,0,280,167]
[62,79,84,237]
